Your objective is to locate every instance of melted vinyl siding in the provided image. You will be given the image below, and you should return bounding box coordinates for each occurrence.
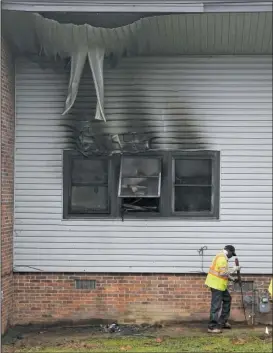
[14,56,272,274]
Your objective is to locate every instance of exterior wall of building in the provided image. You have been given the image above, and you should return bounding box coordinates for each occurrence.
[14,56,272,274]
[11,55,272,326]
[1,37,15,334]
[13,273,272,326]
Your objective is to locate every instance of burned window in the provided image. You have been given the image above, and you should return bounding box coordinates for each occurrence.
[118,157,161,197]
[71,159,109,213]
[63,154,110,217]
[172,152,220,218]
[118,157,161,214]
[63,151,219,219]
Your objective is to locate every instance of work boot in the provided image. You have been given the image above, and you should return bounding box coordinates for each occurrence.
[222,322,232,329]
[207,328,222,334]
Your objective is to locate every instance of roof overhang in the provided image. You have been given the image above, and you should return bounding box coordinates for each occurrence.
[4,11,272,57]
[2,0,273,13]
[4,10,271,124]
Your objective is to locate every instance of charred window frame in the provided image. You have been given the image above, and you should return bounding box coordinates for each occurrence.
[63,150,220,219]
[169,151,220,219]
[63,151,118,219]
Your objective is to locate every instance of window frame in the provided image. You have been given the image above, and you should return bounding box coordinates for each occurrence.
[63,150,220,220]
[118,153,166,218]
[63,150,116,219]
[169,150,220,219]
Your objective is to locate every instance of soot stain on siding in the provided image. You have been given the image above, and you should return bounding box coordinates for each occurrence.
[68,61,207,152]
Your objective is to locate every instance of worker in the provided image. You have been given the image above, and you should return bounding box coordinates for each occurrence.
[268,279,272,297]
[205,245,240,334]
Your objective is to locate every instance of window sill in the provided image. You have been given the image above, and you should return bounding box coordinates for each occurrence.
[63,215,220,221]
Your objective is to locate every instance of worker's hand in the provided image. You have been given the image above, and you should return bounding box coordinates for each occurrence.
[229,276,239,283]
[229,266,241,274]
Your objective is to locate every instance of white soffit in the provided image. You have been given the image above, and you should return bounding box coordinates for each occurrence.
[4,11,272,56]
[2,1,273,13]
[4,10,272,120]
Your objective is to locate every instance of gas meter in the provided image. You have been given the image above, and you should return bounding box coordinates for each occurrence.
[259,294,271,313]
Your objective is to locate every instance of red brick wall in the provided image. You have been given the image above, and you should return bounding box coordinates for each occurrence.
[1,37,15,334]
[13,273,272,326]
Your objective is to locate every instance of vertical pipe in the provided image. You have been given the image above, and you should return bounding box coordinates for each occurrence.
[0,1,2,283]
[251,287,255,325]
[0,4,3,337]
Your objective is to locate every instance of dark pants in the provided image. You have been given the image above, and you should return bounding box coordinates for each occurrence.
[208,288,231,329]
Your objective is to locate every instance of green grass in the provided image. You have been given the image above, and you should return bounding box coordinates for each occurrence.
[11,334,272,353]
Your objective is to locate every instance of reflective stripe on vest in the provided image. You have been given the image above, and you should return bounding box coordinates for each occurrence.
[208,254,228,280]
[205,253,229,291]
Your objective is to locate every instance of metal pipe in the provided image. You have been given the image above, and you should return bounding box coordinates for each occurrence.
[235,258,248,325]
[251,287,255,325]
[0,2,2,338]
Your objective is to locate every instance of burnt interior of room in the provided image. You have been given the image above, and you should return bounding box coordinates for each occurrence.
[119,156,161,214]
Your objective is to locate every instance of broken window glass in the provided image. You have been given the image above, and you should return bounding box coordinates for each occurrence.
[122,197,160,214]
[118,157,161,198]
[174,159,213,212]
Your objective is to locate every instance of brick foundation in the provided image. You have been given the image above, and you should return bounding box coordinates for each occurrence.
[13,273,272,326]
[1,37,15,334]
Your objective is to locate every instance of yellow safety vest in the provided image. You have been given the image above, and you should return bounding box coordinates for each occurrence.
[205,252,229,291]
[269,279,272,297]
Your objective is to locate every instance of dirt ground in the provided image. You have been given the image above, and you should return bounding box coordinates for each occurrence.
[2,323,272,352]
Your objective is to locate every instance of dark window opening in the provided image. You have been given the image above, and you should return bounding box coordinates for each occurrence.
[175,186,212,212]
[174,159,213,212]
[122,197,160,213]
[71,185,109,214]
[174,159,212,185]
[70,159,109,214]
[64,154,110,217]
[172,153,219,217]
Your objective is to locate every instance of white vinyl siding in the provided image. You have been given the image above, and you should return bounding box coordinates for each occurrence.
[14,56,272,274]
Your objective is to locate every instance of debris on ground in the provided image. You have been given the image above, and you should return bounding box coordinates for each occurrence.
[101,323,121,333]
[100,323,155,336]
[2,323,273,353]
